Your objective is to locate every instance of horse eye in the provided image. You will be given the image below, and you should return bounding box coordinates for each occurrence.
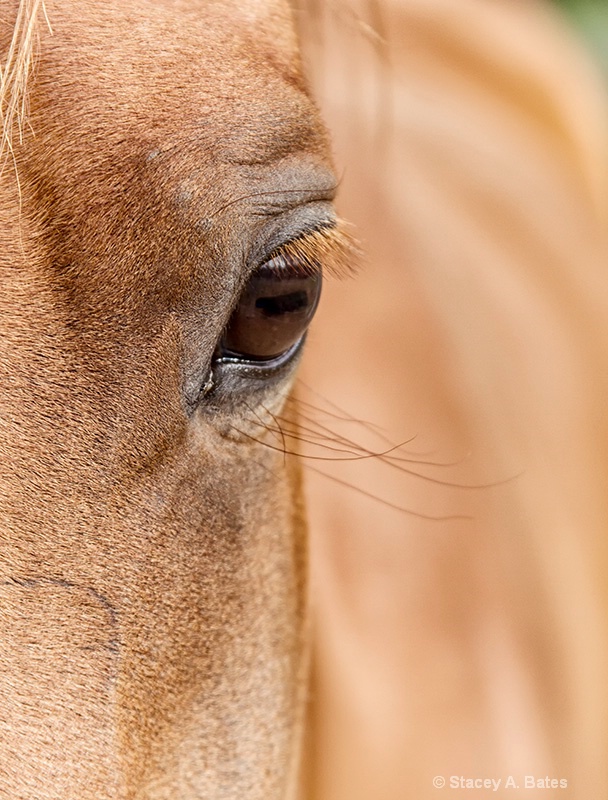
[220,253,322,361]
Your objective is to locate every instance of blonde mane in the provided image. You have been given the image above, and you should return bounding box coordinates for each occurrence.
[0,0,49,162]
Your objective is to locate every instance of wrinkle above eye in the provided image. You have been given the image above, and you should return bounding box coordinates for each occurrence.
[210,157,337,217]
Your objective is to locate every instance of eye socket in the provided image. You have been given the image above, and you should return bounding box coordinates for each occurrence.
[219,252,322,362]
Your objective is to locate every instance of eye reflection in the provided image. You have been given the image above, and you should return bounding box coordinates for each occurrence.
[220,253,322,361]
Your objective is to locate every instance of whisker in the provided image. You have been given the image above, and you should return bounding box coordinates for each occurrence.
[270,424,513,488]
[259,409,364,458]
[247,395,520,490]
[278,408,451,463]
[293,382,444,458]
[303,465,472,522]
[249,409,511,489]
[251,402,288,466]
[288,391,392,436]
[232,424,408,464]
[233,420,474,520]
[291,383,483,464]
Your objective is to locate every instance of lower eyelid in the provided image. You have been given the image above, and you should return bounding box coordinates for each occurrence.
[198,338,305,408]
[216,339,304,369]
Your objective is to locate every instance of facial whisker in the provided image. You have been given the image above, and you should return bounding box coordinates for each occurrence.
[303,465,473,523]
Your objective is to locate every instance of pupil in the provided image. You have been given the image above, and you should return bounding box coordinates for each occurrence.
[255,291,309,317]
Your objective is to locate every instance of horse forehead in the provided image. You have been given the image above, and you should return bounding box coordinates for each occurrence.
[41,0,304,104]
[42,0,297,41]
[36,0,326,168]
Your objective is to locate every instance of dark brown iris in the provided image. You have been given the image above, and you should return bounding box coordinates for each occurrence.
[220,254,322,361]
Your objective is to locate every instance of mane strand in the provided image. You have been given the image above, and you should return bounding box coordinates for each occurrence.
[0,0,50,163]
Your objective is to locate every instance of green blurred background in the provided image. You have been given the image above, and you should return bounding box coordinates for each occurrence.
[554,0,608,75]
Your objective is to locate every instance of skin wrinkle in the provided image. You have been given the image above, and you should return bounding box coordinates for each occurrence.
[0,576,121,660]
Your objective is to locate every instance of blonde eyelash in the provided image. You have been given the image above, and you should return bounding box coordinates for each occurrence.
[271,219,362,279]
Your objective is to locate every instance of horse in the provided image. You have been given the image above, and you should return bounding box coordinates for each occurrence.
[3,1,608,799]
[0,0,357,797]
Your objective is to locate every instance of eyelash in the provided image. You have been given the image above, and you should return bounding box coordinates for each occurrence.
[269,220,360,281]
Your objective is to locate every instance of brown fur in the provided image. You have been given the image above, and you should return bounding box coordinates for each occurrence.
[4,1,608,798]
[0,1,337,797]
